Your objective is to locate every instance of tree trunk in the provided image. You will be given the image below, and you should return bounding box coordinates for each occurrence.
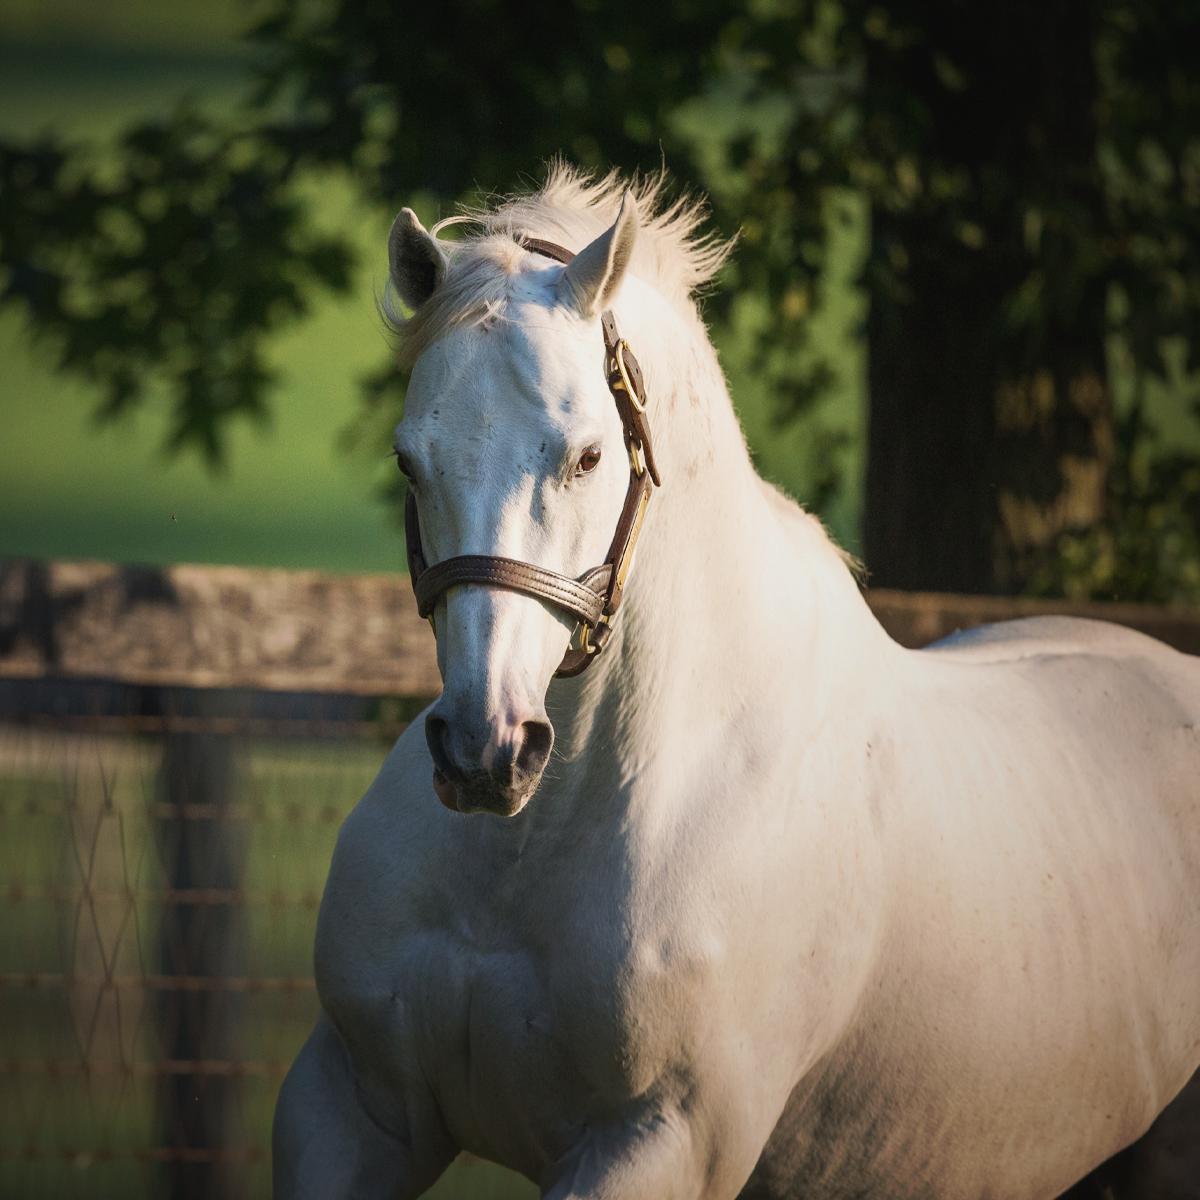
[864,226,1001,592]
[863,0,1111,594]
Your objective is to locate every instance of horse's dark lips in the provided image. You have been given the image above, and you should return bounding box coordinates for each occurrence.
[431,768,532,817]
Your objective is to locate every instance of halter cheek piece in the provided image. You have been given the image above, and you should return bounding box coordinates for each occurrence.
[404,236,662,678]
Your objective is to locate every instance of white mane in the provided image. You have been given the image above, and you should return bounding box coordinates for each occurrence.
[385,163,733,367]
[479,162,734,301]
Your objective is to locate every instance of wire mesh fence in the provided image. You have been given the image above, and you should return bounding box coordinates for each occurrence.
[0,552,542,1199]
[0,712,376,1199]
[0,705,535,1200]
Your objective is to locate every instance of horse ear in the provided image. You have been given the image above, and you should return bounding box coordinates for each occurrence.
[388,208,447,310]
[558,191,638,316]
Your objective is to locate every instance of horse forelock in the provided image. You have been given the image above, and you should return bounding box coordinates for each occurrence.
[384,162,734,369]
[492,161,735,300]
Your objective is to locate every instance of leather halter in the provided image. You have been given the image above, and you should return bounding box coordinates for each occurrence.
[404,236,662,677]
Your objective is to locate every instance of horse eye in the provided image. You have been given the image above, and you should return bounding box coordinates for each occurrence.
[575,446,602,475]
[393,450,414,479]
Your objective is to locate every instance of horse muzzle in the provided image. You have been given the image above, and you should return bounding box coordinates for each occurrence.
[425,708,554,817]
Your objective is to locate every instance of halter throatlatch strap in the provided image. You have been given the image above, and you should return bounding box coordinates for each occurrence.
[404,234,661,678]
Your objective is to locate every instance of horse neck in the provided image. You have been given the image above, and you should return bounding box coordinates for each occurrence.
[545,294,894,813]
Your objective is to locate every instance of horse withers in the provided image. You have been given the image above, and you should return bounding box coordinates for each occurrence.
[273,167,1200,1199]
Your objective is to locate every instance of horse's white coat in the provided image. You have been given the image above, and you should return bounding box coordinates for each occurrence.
[274,170,1200,1199]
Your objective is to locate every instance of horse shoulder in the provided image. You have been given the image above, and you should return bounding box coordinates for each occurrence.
[611,757,889,1142]
[312,724,463,1096]
[318,723,443,954]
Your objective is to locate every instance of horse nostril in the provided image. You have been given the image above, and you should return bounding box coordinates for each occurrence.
[428,709,552,796]
[425,714,456,779]
[516,719,554,780]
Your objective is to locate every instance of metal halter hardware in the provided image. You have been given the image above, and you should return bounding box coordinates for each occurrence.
[404,236,662,678]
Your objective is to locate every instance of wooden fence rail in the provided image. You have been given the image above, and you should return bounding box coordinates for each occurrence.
[2,557,1199,699]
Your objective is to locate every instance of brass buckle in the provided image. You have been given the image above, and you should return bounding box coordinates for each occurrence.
[613,340,646,414]
[570,616,611,659]
[628,439,646,477]
[570,621,596,657]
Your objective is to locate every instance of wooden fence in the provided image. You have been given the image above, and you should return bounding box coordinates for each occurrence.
[3,557,1198,702]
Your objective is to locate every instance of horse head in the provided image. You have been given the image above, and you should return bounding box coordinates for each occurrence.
[389,194,644,816]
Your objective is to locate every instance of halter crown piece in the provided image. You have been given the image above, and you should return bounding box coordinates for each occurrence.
[404,236,663,677]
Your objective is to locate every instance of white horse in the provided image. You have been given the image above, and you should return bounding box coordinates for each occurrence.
[274,166,1200,1199]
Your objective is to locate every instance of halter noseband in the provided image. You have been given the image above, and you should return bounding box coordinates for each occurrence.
[404,236,662,678]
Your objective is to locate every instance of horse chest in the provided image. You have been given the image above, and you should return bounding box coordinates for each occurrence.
[339,914,711,1169]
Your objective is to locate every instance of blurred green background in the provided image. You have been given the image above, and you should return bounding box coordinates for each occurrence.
[2,1,417,572]
[0,0,865,575]
[5,0,1200,601]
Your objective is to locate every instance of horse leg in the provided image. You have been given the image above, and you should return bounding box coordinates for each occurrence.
[541,1107,762,1200]
[273,1015,454,1199]
[541,1119,699,1200]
